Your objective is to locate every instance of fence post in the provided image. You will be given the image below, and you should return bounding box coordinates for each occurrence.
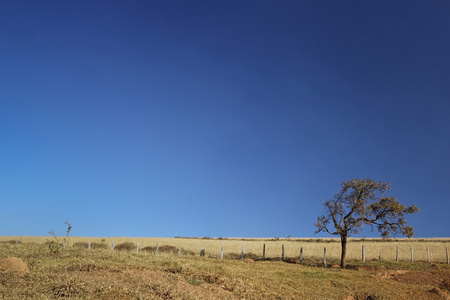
[446,247,449,264]
[427,247,430,263]
[155,243,159,256]
[324,247,327,266]
[111,242,115,252]
[300,247,303,265]
[396,245,399,262]
[136,243,139,254]
[362,245,365,262]
[200,244,203,256]
[379,247,381,260]
[282,245,285,261]
[263,244,265,259]
[241,243,244,259]
[179,245,181,256]
[16,240,18,246]
[88,242,91,250]
[63,243,66,249]
[411,246,414,262]
[221,243,224,260]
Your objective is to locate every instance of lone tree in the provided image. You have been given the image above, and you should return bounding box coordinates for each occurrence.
[315,179,419,268]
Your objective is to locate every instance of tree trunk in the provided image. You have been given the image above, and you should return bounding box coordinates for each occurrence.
[340,234,348,269]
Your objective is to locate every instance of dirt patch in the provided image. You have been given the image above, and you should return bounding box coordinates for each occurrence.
[347,264,384,272]
[441,277,450,291]
[390,270,448,287]
[430,287,448,299]
[376,269,450,298]
[0,257,29,274]
[375,270,408,279]
[332,264,341,269]
[431,263,441,271]
[66,268,238,299]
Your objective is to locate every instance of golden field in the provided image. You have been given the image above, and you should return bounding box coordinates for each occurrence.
[1,236,449,263]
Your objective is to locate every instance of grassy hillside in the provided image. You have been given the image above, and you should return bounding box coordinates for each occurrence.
[1,240,449,299]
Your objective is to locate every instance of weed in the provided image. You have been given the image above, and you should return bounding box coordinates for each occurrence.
[46,220,72,255]
[63,220,72,247]
[187,276,203,286]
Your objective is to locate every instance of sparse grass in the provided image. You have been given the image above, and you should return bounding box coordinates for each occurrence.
[2,236,449,262]
[0,241,449,299]
[187,276,204,286]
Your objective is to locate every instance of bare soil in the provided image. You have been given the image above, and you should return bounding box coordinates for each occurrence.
[0,257,29,274]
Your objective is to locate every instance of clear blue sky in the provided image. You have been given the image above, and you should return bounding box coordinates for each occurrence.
[1,1,449,238]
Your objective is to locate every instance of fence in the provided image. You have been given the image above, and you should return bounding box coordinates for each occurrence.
[105,242,450,264]
[74,241,450,264]
[2,237,450,264]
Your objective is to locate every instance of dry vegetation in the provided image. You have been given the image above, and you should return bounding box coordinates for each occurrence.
[3,236,449,263]
[0,237,449,299]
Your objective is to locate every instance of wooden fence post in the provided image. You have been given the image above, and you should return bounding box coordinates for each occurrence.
[155,243,159,256]
[221,243,224,260]
[323,247,327,266]
[362,245,365,262]
[300,247,303,265]
[88,242,91,250]
[111,242,114,252]
[427,247,430,263]
[282,245,285,261]
[446,247,449,264]
[241,243,244,259]
[396,245,399,262]
[411,246,413,262]
[263,244,265,259]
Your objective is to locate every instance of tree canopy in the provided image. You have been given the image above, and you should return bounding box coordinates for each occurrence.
[315,179,420,268]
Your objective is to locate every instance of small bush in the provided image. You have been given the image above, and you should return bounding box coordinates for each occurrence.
[114,242,136,252]
[187,277,203,286]
[141,246,156,253]
[46,240,63,255]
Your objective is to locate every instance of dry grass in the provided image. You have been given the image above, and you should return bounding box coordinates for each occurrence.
[0,241,449,299]
[2,236,448,262]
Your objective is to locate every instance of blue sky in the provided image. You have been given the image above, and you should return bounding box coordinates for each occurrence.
[1,1,449,238]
